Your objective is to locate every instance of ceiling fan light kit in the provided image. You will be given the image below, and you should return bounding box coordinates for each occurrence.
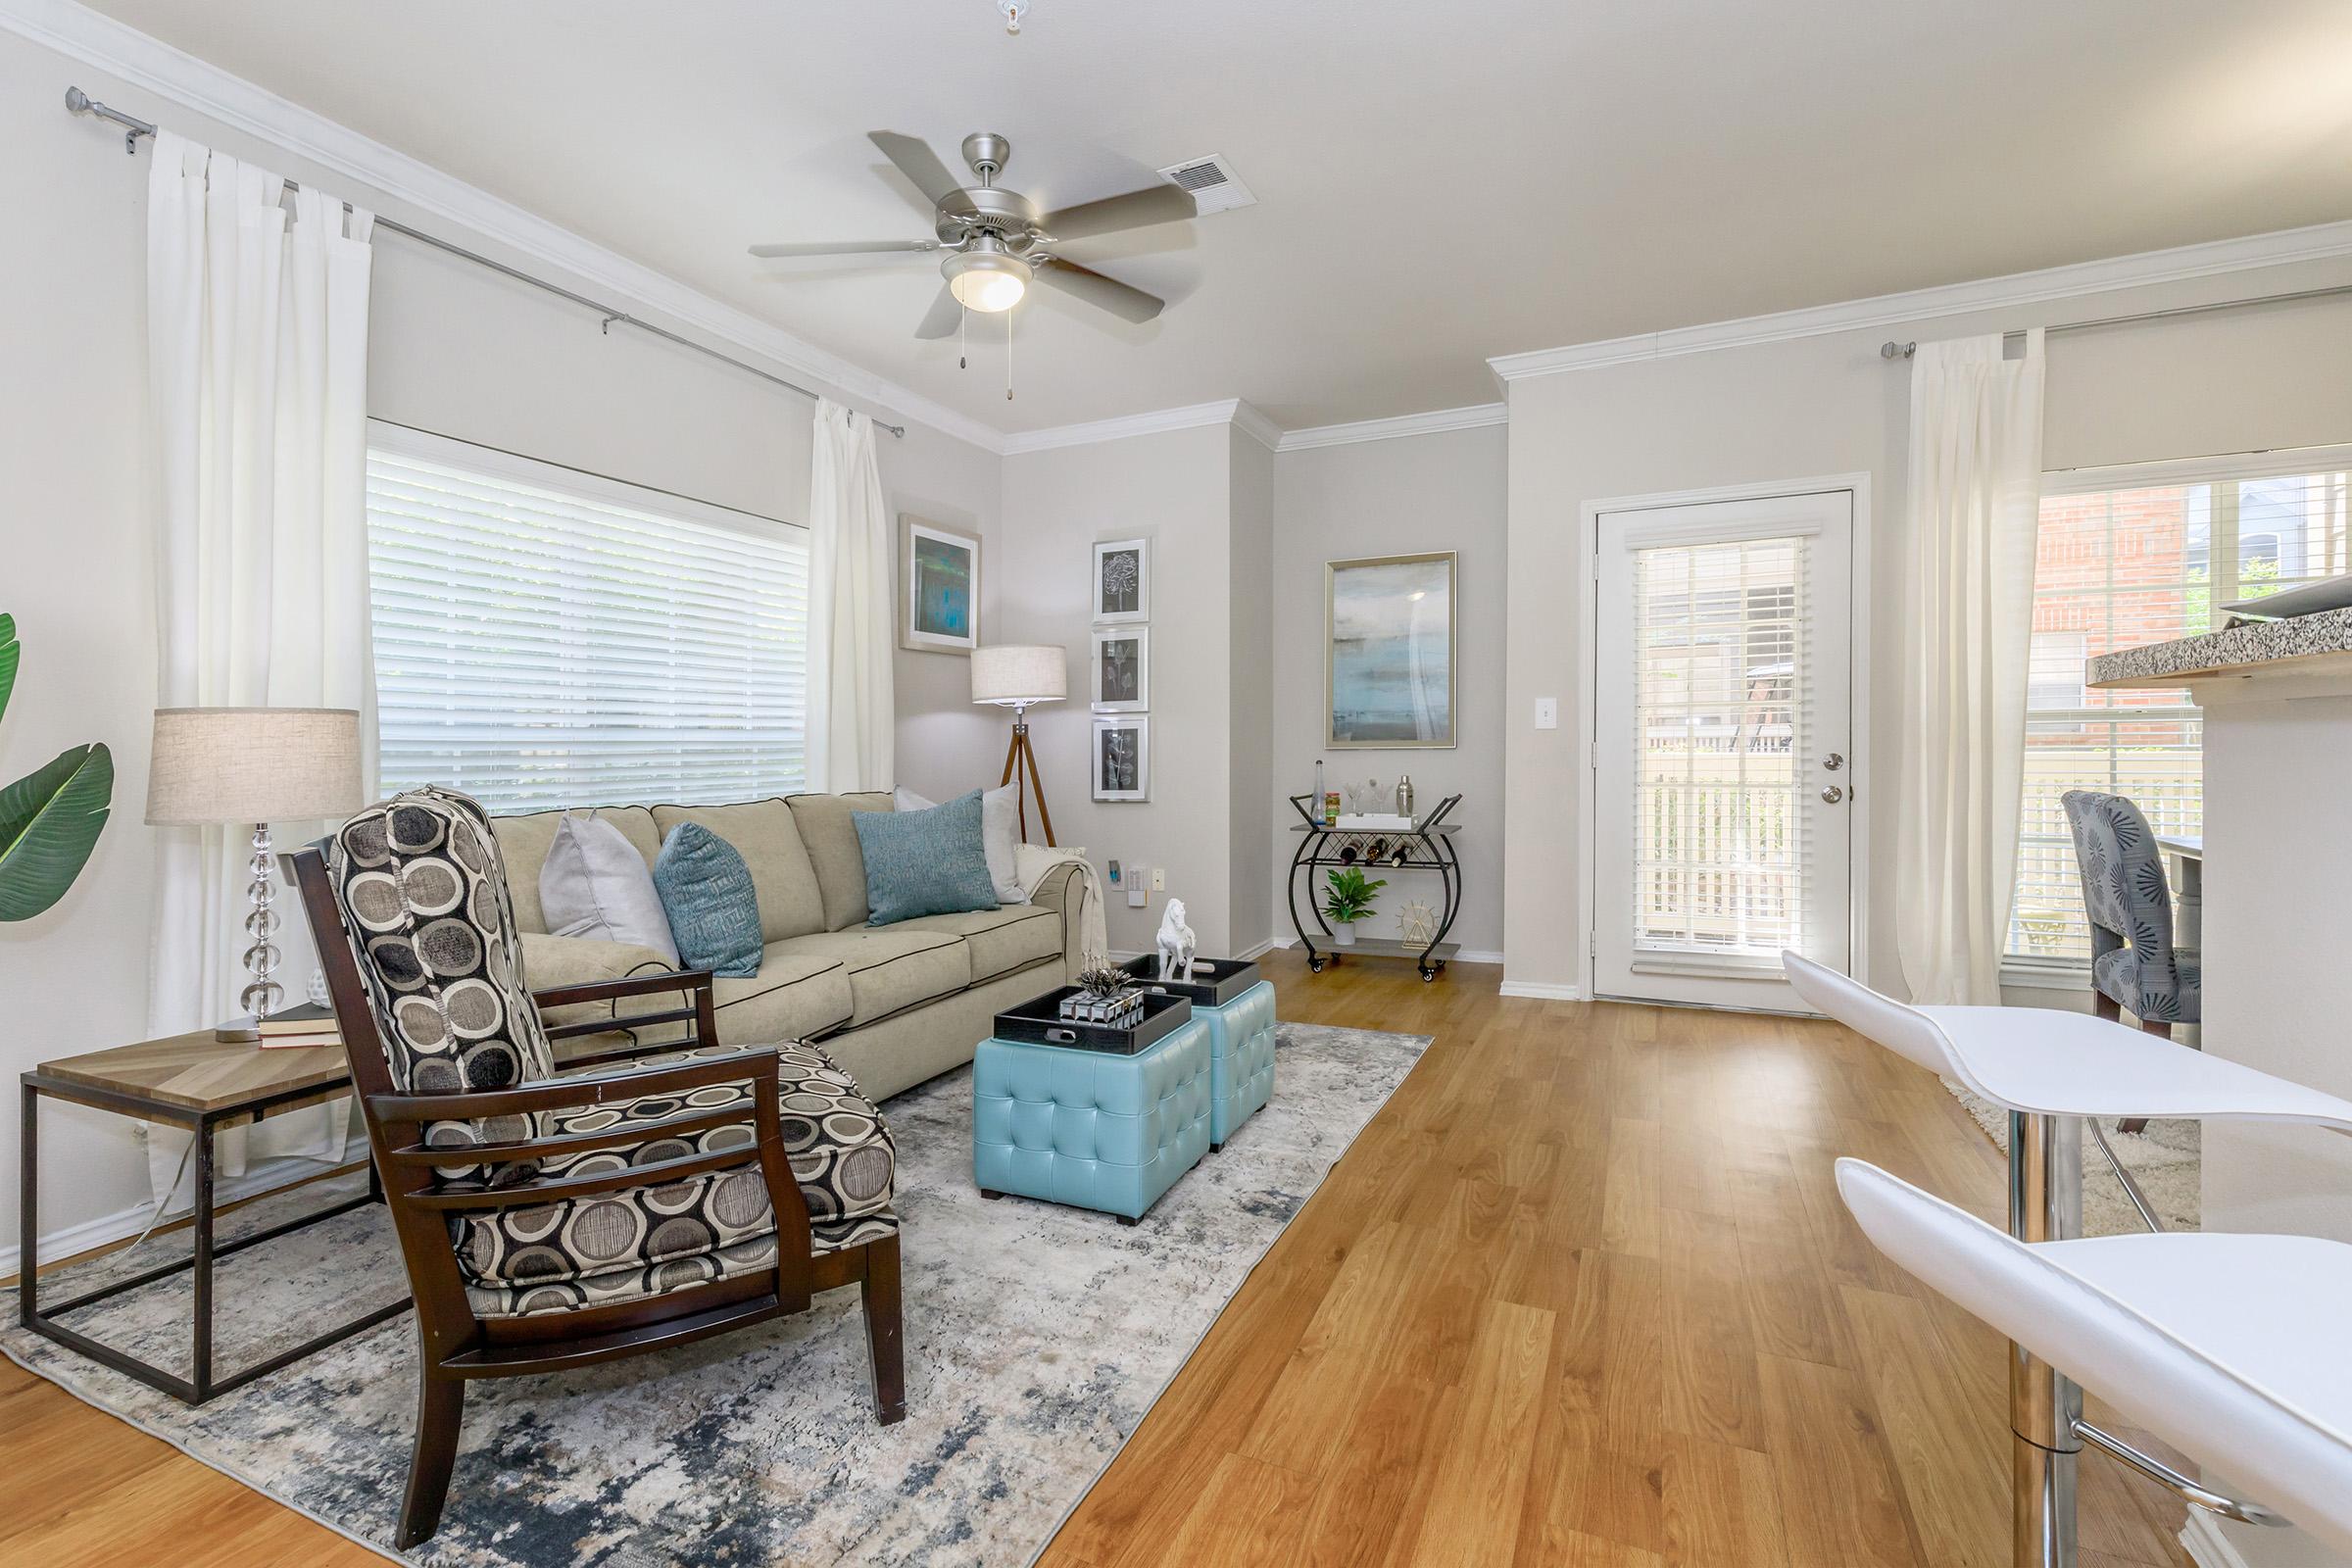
[946,238,1030,313]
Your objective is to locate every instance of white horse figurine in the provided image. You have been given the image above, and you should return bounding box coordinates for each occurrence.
[1156,899,1198,982]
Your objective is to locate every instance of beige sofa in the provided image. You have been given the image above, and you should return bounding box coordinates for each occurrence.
[491,792,1082,1102]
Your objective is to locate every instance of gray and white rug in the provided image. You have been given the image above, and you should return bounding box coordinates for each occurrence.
[3,1021,1429,1567]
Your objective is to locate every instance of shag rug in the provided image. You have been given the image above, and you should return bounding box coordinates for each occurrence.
[3,1021,1429,1567]
[1941,1080,2201,1234]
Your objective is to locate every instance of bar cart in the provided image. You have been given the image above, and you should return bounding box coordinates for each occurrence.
[1285,792,1464,980]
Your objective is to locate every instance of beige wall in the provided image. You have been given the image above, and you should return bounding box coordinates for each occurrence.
[1270,424,1508,959]
[1227,429,1275,955]
[0,25,1000,1258]
[1000,424,1250,956]
[1500,260,2352,997]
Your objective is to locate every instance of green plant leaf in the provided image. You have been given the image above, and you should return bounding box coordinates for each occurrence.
[0,613,18,729]
[0,742,114,921]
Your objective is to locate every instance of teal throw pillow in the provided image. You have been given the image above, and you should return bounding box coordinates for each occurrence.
[652,821,762,977]
[855,789,999,925]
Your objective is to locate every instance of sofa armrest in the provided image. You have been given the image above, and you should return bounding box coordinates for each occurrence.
[1023,860,1087,971]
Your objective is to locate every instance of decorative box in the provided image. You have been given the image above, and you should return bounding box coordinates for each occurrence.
[1120,956,1275,1150]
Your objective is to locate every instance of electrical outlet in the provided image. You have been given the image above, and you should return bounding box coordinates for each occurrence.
[1151,866,1165,891]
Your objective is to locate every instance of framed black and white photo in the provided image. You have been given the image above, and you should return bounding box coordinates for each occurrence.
[900,514,981,655]
[1091,627,1149,712]
[1092,716,1150,802]
[1093,537,1149,623]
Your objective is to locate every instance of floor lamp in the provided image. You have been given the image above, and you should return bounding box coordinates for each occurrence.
[972,645,1065,847]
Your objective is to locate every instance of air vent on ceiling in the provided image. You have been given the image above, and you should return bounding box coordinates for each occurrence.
[1157,154,1255,215]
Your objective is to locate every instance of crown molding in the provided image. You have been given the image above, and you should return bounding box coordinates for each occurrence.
[1228,399,1282,452]
[1001,398,1260,455]
[1275,402,1507,452]
[2,0,1011,454]
[1490,218,2352,385]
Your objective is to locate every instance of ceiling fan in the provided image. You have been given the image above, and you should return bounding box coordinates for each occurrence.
[750,130,1197,338]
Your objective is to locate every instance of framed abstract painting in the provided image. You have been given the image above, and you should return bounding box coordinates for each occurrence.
[900,514,980,655]
[1326,551,1455,749]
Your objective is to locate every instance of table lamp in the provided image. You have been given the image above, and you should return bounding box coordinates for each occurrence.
[146,707,365,1041]
[971,645,1065,846]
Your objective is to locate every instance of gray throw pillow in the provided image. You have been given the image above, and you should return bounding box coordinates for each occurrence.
[540,811,680,965]
[857,790,999,924]
[652,822,762,977]
[895,783,1025,905]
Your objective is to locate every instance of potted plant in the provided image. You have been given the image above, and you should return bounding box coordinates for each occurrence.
[0,612,114,922]
[1322,864,1387,948]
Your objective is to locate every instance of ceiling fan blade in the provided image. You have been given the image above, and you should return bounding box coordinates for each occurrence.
[868,130,964,207]
[1038,184,1197,242]
[915,285,963,340]
[1035,257,1165,324]
[749,239,937,258]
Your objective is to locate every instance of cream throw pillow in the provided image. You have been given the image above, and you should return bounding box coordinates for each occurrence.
[894,784,1026,905]
[541,810,682,965]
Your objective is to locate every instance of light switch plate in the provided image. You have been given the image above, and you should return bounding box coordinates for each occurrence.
[1535,697,1558,730]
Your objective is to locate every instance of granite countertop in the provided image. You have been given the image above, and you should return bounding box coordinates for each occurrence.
[2087,606,2352,688]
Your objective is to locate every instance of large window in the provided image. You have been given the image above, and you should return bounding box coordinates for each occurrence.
[2008,452,2350,967]
[366,426,810,811]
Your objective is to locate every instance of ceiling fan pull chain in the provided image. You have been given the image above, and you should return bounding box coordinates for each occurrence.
[1006,308,1014,400]
[958,304,967,369]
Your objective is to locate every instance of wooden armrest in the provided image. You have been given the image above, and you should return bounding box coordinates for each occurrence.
[372,1044,776,1124]
[532,967,713,1010]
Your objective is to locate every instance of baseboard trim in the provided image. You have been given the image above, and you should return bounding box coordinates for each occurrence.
[1,1134,370,1283]
[1498,979,1588,1002]
[2180,1511,2255,1568]
[1261,937,1504,967]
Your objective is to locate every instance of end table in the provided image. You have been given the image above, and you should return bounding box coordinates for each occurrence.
[19,1030,409,1404]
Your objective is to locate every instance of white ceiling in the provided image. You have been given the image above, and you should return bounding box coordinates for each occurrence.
[75,0,2352,435]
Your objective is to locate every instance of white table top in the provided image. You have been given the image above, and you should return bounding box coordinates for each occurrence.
[2158,833,2202,858]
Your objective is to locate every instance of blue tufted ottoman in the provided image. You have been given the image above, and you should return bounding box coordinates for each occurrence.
[1200,979,1277,1150]
[972,1013,1212,1223]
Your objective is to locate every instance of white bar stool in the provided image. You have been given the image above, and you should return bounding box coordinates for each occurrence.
[1783,952,2352,1568]
[1836,1157,2352,1560]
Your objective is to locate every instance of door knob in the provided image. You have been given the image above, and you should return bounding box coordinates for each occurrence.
[1821,785,1844,805]
[1823,753,1844,770]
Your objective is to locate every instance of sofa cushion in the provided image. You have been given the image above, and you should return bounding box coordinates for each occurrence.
[714,952,855,1043]
[651,799,824,941]
[540,811,679,963]
[465,1214,901,1319]
[854,790,999,924]
[892,905,1062,984]
[766,927,972,1026]
[491,805,661,935]
[786,792,895,931]
[652,823,762,978]
[896,784,1027,906]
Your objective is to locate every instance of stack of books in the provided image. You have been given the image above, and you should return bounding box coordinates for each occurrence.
[256,1002,342,1050]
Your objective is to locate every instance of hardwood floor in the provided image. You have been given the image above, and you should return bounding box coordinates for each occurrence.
[0,949,2193,1567]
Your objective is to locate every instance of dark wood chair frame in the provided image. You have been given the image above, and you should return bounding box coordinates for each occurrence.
[290,849,905,1550]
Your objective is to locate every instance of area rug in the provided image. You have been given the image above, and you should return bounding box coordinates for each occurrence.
[1941,1079,2200,1234]
[3,1020,1429,1567]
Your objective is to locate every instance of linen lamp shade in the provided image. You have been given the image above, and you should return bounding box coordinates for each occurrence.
[970,645,1066,707]
[145,707,366,825]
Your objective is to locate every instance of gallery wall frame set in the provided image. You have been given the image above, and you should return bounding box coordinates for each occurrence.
[900,514,981,655]
[1090,535,1151,799]
[1326,550,1456,750]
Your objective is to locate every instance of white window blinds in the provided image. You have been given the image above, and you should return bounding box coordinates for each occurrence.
[1628,535,1812,959]
[365,431,810,812]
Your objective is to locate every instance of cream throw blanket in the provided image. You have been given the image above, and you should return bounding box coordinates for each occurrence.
[1013,843,1108,966]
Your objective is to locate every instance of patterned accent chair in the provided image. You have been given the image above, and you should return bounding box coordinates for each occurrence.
[291,786,904,1550]
[2061,790,2200,1035]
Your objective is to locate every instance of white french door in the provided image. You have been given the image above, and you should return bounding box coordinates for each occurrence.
[1592,491,1853,1009]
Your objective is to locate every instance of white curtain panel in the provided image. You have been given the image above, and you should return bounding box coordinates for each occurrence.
[143,132,376,1208]
[1895,329,2046,1005]
[806,398,896,793]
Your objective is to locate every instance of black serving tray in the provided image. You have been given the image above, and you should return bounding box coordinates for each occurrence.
[994,986,1195,1055]
[1118,955,1263,1008]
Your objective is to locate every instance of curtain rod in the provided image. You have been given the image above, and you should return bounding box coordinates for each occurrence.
[66,86,906,438]
[1879,279,2352,360]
